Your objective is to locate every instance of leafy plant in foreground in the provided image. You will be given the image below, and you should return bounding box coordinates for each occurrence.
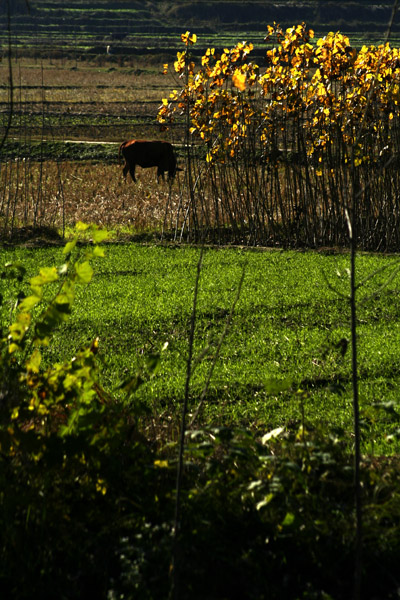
[0,223,169,599]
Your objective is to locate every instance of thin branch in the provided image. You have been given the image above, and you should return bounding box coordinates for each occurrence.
[349,4,399,599]
[169,247,204,600]
[358,260,400,305]
[348,186,362,600]
[189,263,246,428]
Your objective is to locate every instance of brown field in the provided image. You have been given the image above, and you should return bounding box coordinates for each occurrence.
[0,58,170,104]
[0,57,177,130]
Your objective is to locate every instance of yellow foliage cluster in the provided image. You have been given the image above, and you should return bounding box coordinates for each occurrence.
[158,24,400,168]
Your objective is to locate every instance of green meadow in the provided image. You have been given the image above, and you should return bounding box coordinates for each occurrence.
[4,242,400,455]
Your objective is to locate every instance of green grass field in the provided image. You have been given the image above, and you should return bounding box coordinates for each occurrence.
[3,241,400,456]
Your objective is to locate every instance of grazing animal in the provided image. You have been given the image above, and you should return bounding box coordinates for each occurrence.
[119,140,181,183]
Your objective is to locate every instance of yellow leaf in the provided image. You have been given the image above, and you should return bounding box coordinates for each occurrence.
[96,478,107,495]
[154,460,169,469]
[232,69,246,91]
[75,221,90,232]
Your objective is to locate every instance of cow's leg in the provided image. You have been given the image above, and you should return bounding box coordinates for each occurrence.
[157,167,165,183]
[129,165,137,183]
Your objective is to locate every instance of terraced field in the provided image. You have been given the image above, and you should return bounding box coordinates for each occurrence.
[2,1,400,155]
[0,59,172,146]
[2,0,400,63]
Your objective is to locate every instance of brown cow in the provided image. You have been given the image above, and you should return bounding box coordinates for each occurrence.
[119,139,181,183]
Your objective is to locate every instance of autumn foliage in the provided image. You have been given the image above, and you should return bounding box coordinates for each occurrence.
[159,25,400,249]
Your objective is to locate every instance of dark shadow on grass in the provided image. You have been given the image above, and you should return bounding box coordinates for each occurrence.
[1,225,64,247]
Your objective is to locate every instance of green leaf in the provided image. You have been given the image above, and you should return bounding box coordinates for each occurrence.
[119,374,144,395]
[26,348,42,373]
[29,285,43,299]
[93,246,105,257]
[63,238,78,255]
[145,353,161,374]
[281,512,295,527]
[30,267,58,287]
[92,229,109,243]
[34,302,69,340]
[9,313,31,340]
[54,302,72,315]
[59,280,75,304]
[35,320,54,339]
[75,261,94,283]
[154,459,169,469]
[18,294,41,312]
[40,267,59,282]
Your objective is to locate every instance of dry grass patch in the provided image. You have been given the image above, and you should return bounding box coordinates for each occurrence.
[0,160,184,238]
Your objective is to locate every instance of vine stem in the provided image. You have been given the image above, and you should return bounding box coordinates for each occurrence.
[347,203,362,600]
[169,247,203,600]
